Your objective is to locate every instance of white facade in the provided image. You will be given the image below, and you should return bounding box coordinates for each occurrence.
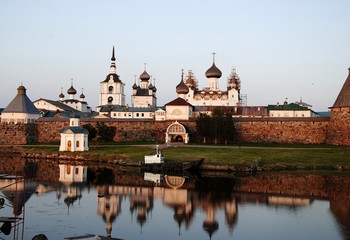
[155,109,166,121]
[59,164,87,183]
[269,110,317,118]
[59,115,89,152]
[178,63,241,108]
[97,47,125,112]
[1,112,39,124]
[131,68,157,108]
[165,105,192,120]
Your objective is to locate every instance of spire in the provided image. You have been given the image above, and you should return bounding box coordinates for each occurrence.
[109,46,116,74]
[111,46,116,61]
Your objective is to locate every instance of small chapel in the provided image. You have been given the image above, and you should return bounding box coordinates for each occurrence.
[59,112,89,152]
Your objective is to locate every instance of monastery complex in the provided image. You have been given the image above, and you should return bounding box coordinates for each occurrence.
[1,46,350,146]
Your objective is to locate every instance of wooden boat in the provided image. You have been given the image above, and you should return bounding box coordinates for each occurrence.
[141,158,204,173]
[144,145,164,164]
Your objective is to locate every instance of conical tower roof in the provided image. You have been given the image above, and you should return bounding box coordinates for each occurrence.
[332,67,350,108]
[3,85,40,114]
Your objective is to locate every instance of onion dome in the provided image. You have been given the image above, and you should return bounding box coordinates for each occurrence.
[132,82,138,89]
[176,79,189,94]
[67,85,77,95]
[205,62,222,78]
[153,86,157,92]
[80,93,85,99]
[140,70,150,81]
[148,83,154,89]
[176,70,189,94]
[59,92,65,99]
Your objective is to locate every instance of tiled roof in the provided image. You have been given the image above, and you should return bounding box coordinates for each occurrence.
[268,103,309,111]
[35,98,77,112]
[332,68,350,107]
[60,126,89,134]
[165,97,192,106]
[3,87,40,114]
[102,73,122,83]
[99,106,154,112]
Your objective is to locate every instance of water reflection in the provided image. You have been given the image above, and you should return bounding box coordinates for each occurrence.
[0,156,349,239]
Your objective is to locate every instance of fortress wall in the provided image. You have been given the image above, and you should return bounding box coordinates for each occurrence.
[236,117,330,144]
[35,118,197,143]
[0,117,334,145]
[0,123,37,145]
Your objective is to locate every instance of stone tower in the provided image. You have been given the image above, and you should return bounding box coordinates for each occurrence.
[326,67,350,145]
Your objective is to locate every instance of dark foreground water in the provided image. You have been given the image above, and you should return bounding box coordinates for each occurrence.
[0,156,350,240]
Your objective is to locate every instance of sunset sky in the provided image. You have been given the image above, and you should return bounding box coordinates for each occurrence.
[1,0,350,111]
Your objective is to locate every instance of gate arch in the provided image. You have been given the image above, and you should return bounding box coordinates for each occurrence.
[165,121,189,144]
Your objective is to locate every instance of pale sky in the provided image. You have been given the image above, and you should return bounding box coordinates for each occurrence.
[1,0,350,112]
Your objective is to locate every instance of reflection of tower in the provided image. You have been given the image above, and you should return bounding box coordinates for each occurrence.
[163,176,195,235]
[129,187,154,233]
[203,206,219,240]
[224,199,238,235]
[96,185,122,237]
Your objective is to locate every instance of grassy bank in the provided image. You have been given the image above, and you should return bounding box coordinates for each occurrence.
[20,143,350,170]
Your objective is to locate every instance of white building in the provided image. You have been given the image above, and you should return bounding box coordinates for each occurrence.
[131,65,157,108]
[164,98,193,121]
[176,55,241,107]
[97,46,125,112]
[59,112,89,152]
[268,100,318,118]
[33,84,91,114]
[1,85,40,124]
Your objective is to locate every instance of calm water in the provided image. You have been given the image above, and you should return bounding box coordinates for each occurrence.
[0,157,349,240]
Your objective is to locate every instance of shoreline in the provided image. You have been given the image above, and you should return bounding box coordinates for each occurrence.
[2,145,349,172]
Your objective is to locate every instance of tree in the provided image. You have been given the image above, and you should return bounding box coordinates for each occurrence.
[82,124,97,140]
[196,108,235,144]
[196,113,211,143]
[96,122,116,142]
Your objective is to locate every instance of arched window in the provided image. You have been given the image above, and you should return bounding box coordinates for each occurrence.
[168,123,185,133]
[75,168,79,175]
[108,86,114,93]
[108,96,113,103]
[76,141,80,148]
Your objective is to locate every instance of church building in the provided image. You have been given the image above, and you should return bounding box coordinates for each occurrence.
[59,112,89,152]
[97,46,126,112]
[176,54,241,107]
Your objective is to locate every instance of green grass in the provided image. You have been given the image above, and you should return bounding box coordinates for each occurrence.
[21,144,350,168]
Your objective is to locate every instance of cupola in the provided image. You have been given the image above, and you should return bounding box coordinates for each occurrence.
[205,53,222,78]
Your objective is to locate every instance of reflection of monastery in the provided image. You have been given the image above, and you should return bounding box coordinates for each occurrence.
[1,159,350,239]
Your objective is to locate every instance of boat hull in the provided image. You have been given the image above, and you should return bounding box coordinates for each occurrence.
[141,158,204,173]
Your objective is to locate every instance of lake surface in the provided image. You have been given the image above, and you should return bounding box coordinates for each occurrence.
[0,156,349,240]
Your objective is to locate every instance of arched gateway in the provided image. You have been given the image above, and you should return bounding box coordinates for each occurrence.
[165,121,189,144]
